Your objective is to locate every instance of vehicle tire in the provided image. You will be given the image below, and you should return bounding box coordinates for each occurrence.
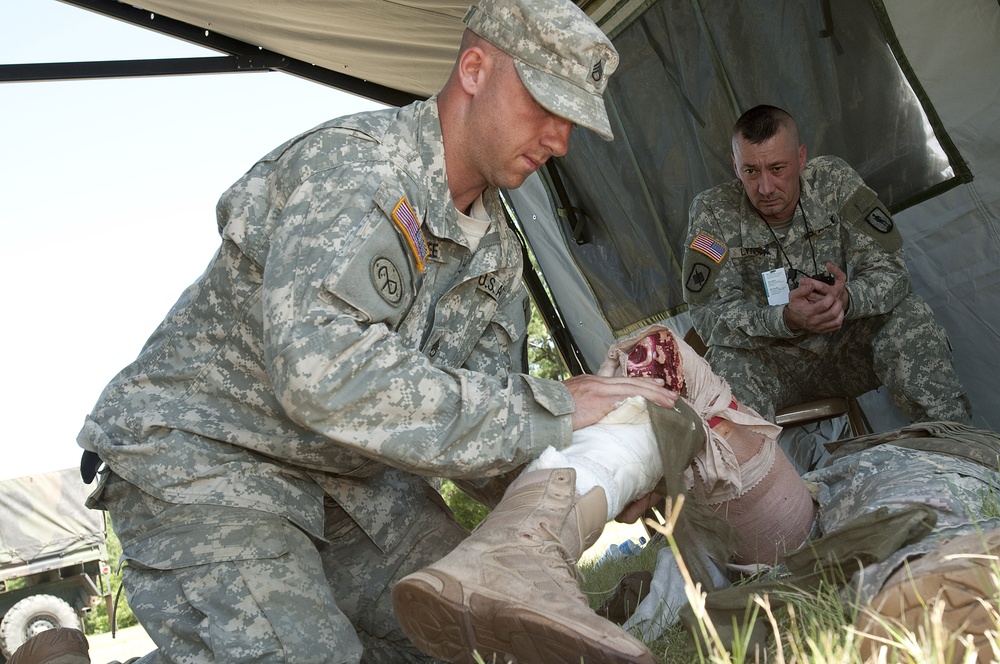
[0,594,80,658]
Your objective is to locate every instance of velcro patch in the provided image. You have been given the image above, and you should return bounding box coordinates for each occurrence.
[477,273,504,301]
[690,233,727,263]
[686,262,712,292]
[839,185,902,253]
[391,197,428,272]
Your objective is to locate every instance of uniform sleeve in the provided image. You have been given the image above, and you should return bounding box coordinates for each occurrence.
[837,183,912,320]
[262,169,573,480]
[683,194,797,350]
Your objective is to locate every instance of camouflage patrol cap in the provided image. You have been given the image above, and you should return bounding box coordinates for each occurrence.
[463,0,619,140]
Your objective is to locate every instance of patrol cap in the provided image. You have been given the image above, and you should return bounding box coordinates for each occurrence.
[463,0,619,140]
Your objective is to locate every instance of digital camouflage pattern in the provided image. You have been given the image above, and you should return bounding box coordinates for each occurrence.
[802,427,1000,604]
[682,155,970,422]
[464,0,619,140]
[79,96,574,544]
[77,95,577,661]
[100,470,463,663]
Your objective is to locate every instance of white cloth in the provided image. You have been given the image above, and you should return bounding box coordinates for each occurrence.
[527,397,662,521]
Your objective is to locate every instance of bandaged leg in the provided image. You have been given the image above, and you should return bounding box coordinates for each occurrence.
[526,397,663,522]
[695,408,816,564]
[602,326,817,566]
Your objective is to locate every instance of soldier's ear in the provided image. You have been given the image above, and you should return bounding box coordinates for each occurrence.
[457,46,488,96]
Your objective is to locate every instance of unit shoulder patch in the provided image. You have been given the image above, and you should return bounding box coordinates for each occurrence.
[838,185,902,253]
[866,207,893,234]
[686,262,712,293]
[371,257,404,306]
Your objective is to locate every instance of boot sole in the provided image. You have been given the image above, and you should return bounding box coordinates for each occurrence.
[393,570,655,664]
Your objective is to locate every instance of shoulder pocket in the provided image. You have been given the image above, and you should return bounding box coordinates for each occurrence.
[839,185,903,253]
[321,183,421,329]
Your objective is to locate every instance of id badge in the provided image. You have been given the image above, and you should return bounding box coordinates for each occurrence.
[762,268,790,306]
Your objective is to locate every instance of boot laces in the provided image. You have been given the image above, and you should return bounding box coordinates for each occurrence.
[537,522,585,586]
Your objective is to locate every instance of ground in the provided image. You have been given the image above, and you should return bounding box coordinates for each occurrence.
[88,624,156,662]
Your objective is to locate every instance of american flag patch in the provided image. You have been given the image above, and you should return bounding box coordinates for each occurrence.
[392,197,428,272]
[690,233,727,264]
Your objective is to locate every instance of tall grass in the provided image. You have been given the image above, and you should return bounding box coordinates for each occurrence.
[577,495,1000,664]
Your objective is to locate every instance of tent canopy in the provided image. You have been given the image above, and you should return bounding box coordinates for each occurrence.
[9,0,1000,432]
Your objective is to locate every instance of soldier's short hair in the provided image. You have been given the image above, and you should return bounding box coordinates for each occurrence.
[733,105,796,145]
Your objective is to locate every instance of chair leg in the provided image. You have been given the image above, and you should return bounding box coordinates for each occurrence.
[846,397,872,436]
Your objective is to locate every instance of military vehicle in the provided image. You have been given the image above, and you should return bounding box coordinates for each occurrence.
[0,469,112,659]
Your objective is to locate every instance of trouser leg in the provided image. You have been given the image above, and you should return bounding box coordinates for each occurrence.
[871,294,971,423]
[703,345,790,422]
[318,478,468,664]
[100,474,363,664]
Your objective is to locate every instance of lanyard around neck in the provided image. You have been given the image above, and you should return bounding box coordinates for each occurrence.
[760,198,821,281]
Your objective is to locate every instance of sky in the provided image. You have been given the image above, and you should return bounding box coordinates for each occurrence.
[0,2,385,481]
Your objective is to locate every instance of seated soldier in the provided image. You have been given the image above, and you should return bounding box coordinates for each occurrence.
[682,105,971,434]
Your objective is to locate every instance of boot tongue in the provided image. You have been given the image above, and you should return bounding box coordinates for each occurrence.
[570,486,610,556]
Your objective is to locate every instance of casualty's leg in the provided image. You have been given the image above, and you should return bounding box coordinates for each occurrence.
[615,327,817,565]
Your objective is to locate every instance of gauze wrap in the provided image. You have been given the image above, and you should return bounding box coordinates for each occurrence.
[599,325,780,504]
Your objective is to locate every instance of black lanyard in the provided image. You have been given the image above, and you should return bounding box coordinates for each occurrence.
[760,198,822,285]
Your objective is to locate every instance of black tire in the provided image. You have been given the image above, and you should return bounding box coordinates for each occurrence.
[0,594,80,658]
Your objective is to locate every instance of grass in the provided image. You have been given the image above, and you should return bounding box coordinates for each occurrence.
[445,481,1000,663]
[574,495,1000,664]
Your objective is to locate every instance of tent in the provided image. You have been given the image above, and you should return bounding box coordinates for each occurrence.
[7,0,999,433]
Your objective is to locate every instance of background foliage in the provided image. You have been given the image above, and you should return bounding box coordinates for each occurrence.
[84,520,138,635]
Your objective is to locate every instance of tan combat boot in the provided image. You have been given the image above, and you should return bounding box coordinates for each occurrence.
[392,468,656,664]
[858,527,1000,663]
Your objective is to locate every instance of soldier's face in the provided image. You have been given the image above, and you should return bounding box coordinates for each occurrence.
[473,59,573,190]
[732,126,807,225]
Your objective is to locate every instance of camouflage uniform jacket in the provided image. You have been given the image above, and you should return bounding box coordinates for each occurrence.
[77,98,574,545]
[683,155,910,352]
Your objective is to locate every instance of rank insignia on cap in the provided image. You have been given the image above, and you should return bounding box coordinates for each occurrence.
[392,197,428,272]
[690,233,727,264]
[591,59,604,83]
